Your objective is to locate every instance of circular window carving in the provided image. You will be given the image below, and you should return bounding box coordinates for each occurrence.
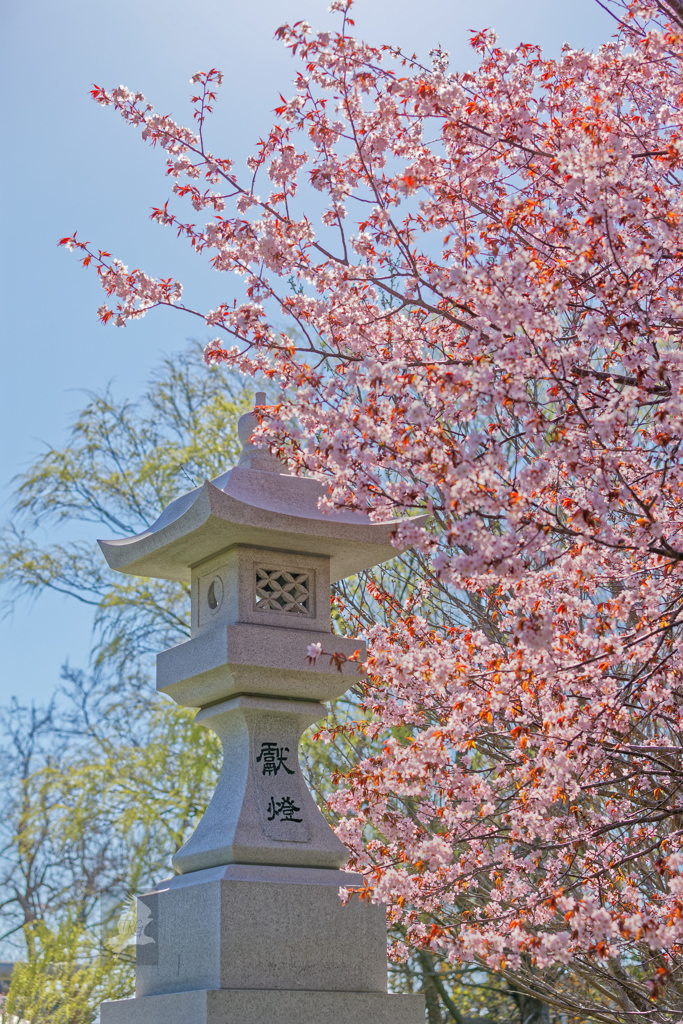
[207,577,223,612]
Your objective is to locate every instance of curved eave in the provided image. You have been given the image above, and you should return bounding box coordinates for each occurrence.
[98,480,424,583]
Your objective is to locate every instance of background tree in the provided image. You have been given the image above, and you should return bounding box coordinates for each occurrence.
[0,351,247,1022]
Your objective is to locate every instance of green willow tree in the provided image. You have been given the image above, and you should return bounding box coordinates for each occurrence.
[0,349,250,1023]
[0,348,570,1024]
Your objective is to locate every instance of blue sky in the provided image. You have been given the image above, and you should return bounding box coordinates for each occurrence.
[0,0,615,707]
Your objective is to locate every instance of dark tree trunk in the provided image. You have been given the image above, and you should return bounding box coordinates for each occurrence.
[509,983,550,1024]
[418,950,444,1024]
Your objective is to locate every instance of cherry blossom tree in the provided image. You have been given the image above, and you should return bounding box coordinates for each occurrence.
[61,0,683,1017]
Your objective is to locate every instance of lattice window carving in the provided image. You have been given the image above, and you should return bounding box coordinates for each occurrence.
[255,568,310,614]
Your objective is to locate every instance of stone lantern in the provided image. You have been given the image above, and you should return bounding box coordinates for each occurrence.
[97,394,425,1024]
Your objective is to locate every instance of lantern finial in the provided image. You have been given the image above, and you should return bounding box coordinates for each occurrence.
[236,391,284,472]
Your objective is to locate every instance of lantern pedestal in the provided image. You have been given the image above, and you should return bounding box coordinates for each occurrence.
[97,401,426,1024]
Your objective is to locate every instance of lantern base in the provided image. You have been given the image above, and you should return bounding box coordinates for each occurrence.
[130,864,393,997]
[103,864,424,1024]
[101,987,425,1024]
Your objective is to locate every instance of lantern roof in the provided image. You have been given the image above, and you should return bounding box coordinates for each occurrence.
[98,396,422,583]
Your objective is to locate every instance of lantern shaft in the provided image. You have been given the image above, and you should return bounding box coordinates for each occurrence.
[172,695,348,874]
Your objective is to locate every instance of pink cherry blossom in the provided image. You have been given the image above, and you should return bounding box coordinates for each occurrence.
[306,642,323,663]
